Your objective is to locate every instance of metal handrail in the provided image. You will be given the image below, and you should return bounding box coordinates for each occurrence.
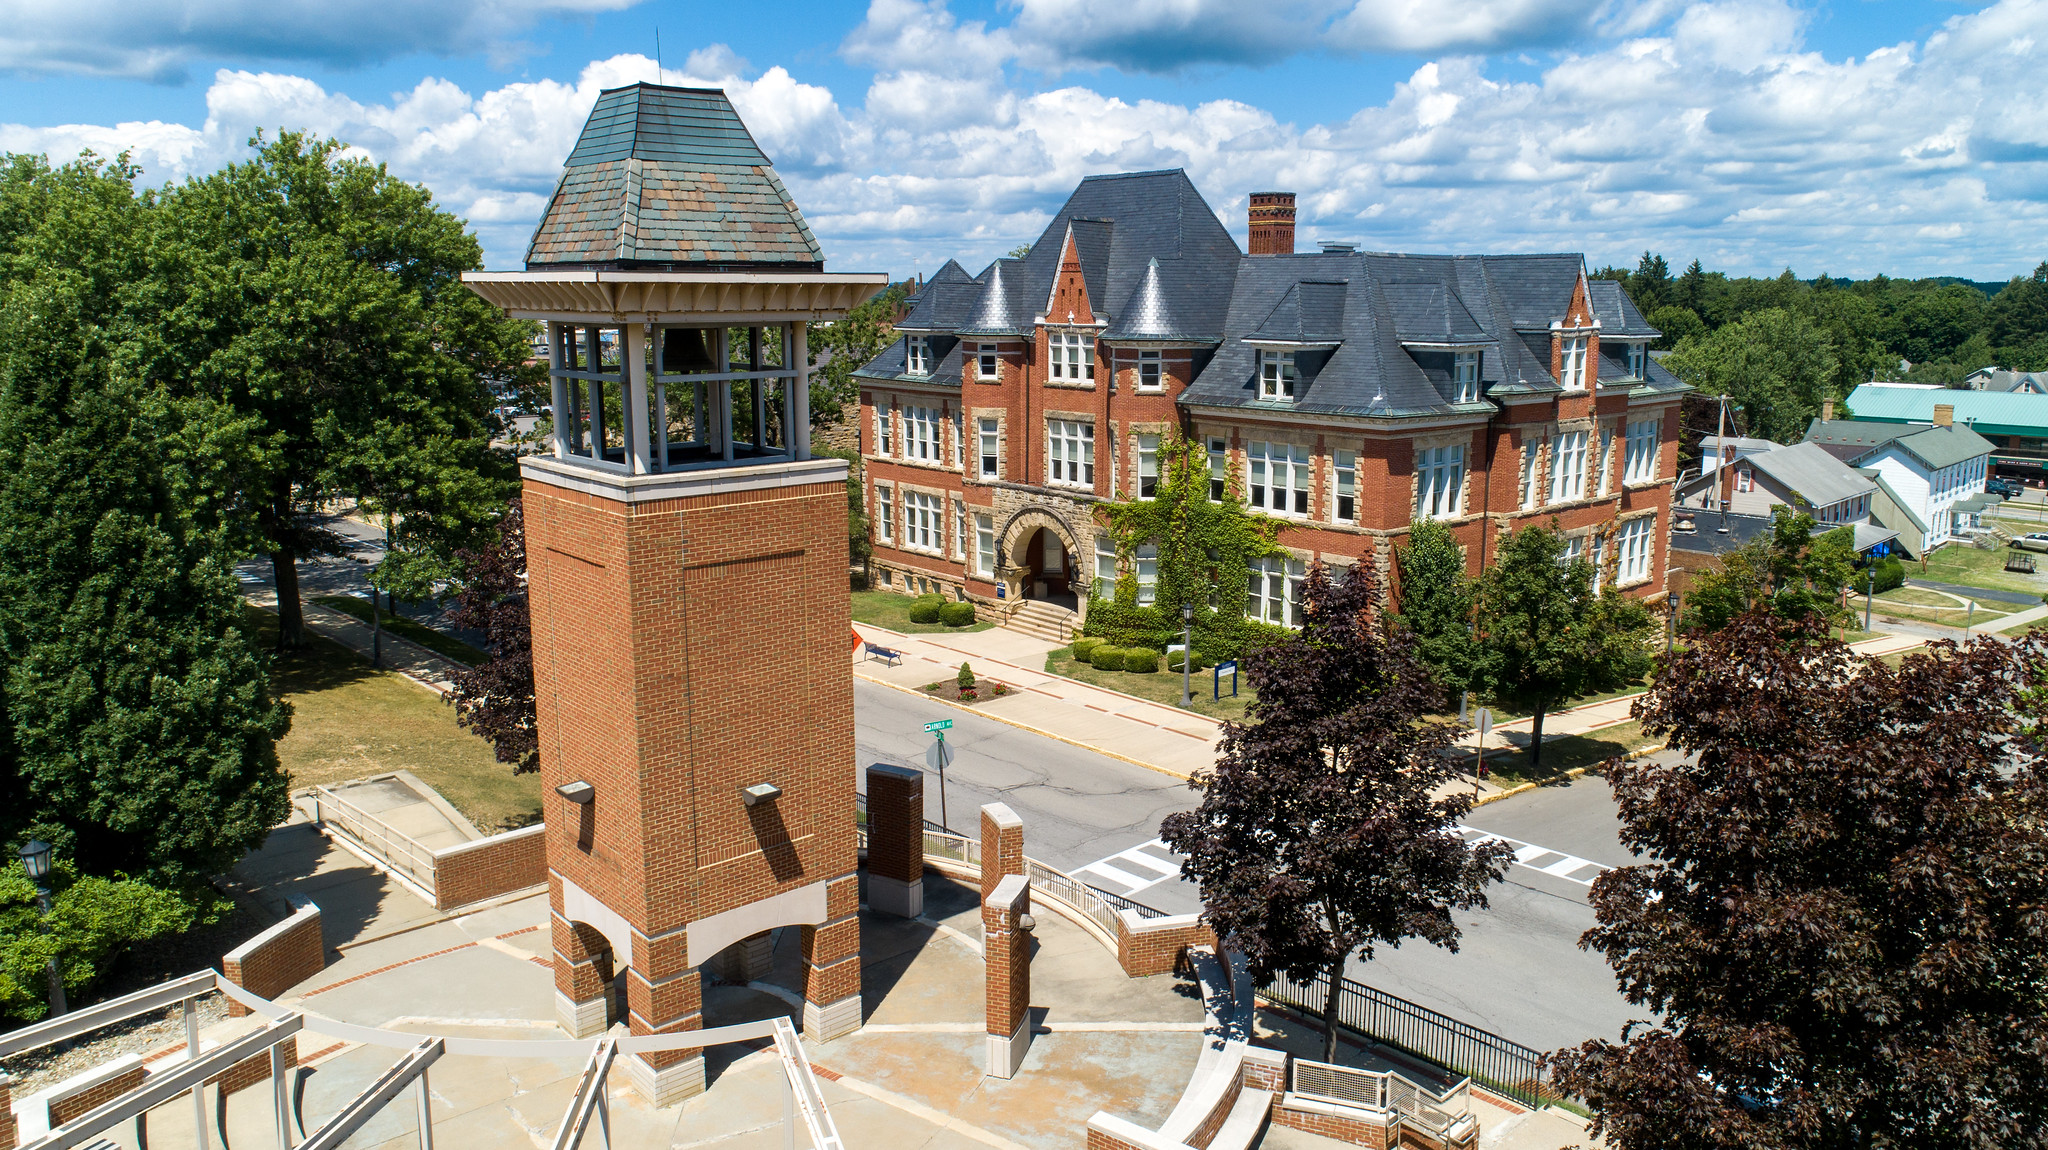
[313,784,440,893]
[1290,1058,1473,1135]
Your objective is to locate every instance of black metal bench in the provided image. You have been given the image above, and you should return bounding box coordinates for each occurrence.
[863,642,903,666]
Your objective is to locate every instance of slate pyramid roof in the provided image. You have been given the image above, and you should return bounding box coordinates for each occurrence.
[897,260,983,333]
[959,259,1028,336]
[1105,258,1199,341]
[525,83,824,271]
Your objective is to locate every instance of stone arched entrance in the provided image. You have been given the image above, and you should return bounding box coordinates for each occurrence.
[995,506,1084,612]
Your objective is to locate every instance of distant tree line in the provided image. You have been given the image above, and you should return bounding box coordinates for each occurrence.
[1594,253,2048,456]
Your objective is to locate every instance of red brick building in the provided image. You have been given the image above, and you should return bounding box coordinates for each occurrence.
[853,171,1687,632]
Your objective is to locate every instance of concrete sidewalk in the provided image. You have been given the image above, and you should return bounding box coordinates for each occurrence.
[854,623,1223,779]
[242,578,468,695]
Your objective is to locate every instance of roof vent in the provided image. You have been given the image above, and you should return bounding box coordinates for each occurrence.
[1319,241,1357,253]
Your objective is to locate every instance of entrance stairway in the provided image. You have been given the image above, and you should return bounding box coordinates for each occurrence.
[1003,599,1080,644]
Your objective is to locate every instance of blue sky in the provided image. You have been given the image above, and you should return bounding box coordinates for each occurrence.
[3,0,2044,281]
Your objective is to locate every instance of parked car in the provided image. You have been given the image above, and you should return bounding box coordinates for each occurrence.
[1987,477,2026,498]
[2010,532,2048,552]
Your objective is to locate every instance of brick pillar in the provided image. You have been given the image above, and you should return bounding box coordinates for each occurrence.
[552,910,616,1039]
[983,874,1033,1079]
[707,931,774,983]
[0,1072,17,1150]
[866,764,924,918]
[980,803,1024,900]
[625,930,704,1106]
[802,873,863,1042]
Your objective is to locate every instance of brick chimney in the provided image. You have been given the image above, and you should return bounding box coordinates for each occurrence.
[1821,398,1835,422]
[1248,192,1295,255]
[1935,403,1954,427]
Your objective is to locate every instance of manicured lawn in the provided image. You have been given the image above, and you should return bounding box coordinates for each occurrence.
[851,590,996,634]
[1917,544,2048,599]
[313,595,487,665]
[1475,720,1659,789]
[1866,585,2014,629]
[252,608,542,832]
[1041,648,1257,722]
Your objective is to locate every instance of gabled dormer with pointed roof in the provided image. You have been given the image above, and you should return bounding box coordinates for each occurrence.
[525,83,824,271]
[1043,223,1101,326]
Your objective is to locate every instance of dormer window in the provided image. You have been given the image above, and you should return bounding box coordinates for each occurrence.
[906,337,932,376]
[1453,351,1479,403]
[1625,343,1646,380]
[1560,337,1587,391]
[1049,331,1095,383]
[1259,350,1297,400]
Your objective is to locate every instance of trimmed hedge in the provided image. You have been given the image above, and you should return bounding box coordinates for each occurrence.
[1071,636,1105,661]
[1124,647,1161,673]
[940,601,977,626]
[908,593,945,624]
[1869,556,1907,594]
[1166,650,1205,673]
[1089,645,1127,670]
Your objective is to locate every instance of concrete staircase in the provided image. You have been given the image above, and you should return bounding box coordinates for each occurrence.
[1003,599,1080,645]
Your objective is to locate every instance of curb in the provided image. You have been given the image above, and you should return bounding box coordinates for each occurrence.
[1468,742,1668,808]
[853,670,1198,782]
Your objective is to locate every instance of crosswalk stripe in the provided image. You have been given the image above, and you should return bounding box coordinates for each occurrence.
[1117,849,1180,876]
[1079,861,1151,889]
[1455,824,1611,888]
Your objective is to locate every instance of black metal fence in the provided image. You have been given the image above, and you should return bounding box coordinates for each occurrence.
[1258,967,1553,1107]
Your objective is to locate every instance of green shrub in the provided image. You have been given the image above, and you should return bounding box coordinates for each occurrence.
[1124,647,1162,673]
[1167,650,1206,673]
[0,864,206,1023]
[1071,636,1105,661]
[940,601,976,627]
[957,661,976,689]
[1089,645,1127,670]
[908,593,945,624]
[1870,555,1907,594]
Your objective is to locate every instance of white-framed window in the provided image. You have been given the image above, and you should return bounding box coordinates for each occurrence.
[978,417,999,478]
[1138,433,1161,498]
[1624,418,1659,483]
[1591,536,1606,592]
[1209,438,1229,502]
[1560,336,1587,391]
[1597,424,1616,496]
[1136,543,1158,606]
[1520,439,1541,510]
[877,400,894,456]
[1247,441,1310,516]
[1048,419,1095,487]
[1617,515,1655,583]
[1736,467,1754,493]
[903,491,943,553]
[1625,342,1646,379]
[951,411,964,467]
[1259,350,1297,400]
[906,336,932,376]
[1335,450,1357,523]
[876,486,894,542]
[1049,331,1095,383]
[1138,350,1163,391]
[1416,444,1465,520]
[1549,431,1587,504]
[1248,556,1306,628]
[1453,351,1480,404]
[905,405,939,461]
[977,345,999,380]
[952,498,966,557]
[1094,534,1117,597]
[974,514,995,576]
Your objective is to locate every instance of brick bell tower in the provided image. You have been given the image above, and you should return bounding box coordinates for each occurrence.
[464,83,887,1105]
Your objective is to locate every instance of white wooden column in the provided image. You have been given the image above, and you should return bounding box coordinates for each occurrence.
[792,321,811,460]
[547,322,570,460]
[625,324,652,475]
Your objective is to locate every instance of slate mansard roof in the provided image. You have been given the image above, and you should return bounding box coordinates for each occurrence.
[526,83,825,271]
[858,168,1690,417]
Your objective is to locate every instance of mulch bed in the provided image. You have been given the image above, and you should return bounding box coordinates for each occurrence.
[920,679,1016,705]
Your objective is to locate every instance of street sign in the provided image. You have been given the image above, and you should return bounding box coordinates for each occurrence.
[1475,708,1493,742]
[926,739,955,770]
[923,719,953,734]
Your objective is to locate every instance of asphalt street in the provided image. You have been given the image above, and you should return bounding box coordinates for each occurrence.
[853,676,1655,1055]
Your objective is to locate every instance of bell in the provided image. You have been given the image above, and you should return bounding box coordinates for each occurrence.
[661,329,716,373]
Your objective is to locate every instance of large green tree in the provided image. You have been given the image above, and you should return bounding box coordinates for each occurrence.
[132,132,530,645]
[1664,308,1841,444]
[0,153,290,892]
[1470,524,1655,768]
[1553,616,2048,1149]
[1391,517,1475,702]
[1681,512,1854,635]
[807,281,909,431]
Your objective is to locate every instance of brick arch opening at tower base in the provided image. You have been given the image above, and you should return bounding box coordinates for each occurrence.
[994,503,1087,612]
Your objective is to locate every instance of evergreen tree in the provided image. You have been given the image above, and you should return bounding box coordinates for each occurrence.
[1392,518,1475,701]
[1470,524,1655,769]
[0,154,290,889]
[1161,563,1510,1062]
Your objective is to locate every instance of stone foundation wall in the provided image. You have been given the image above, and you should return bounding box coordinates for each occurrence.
[222,897,324,1017]
[433,824,547,910]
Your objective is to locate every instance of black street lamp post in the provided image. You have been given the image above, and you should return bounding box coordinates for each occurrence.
[1179,603,1194,709]
[17,839,64,1018]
